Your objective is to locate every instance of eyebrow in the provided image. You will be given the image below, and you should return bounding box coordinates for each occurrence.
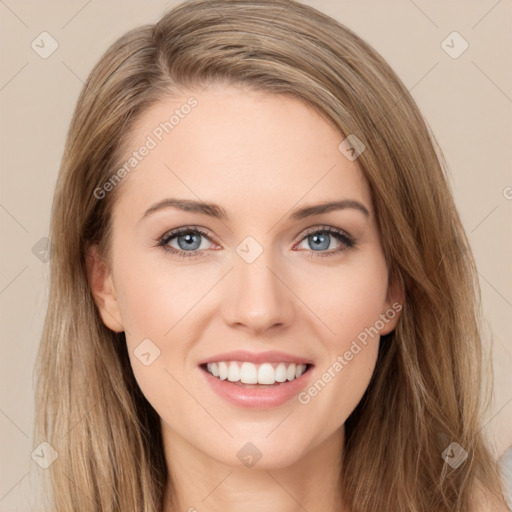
[139,197,370,223]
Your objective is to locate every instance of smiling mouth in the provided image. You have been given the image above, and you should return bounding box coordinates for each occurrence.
[199,361,314,387]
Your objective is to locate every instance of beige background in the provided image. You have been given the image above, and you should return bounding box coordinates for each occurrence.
[1,0,511,509]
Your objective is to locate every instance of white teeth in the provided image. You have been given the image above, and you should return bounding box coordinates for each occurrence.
[218,361,228,380]
[227,361,240,382]
[204,361,308,385]
[240,362,258,384]
[286,363,297,381]
[258,363,275,385]
[274,363,287,383]
[206,362,219,377]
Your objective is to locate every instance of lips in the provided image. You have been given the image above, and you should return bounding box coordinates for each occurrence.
[196,350,316,407]
[199,358,315,408]
[197,350,315,366]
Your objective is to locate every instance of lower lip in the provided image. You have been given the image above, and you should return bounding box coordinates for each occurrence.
[199,365,314,409]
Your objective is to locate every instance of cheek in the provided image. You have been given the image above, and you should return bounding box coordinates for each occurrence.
[292,253,387,423]
[112,255,213,398]
[297,343,379,446]
[297,250,389,345]
[113,253,206,341]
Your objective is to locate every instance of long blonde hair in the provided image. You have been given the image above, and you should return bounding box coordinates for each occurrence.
[34,0,505,510]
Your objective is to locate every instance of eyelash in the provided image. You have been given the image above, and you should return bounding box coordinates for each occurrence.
[156,225,356,260]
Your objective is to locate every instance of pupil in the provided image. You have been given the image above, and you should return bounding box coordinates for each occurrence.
[310,233,329,250]
[179,233,200,250]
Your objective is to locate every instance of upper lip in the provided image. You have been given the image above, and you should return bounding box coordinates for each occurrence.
[198,350,315,366]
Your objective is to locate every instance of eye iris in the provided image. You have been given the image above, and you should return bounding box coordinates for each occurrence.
[177,232,201,250]
[309,233,330,251]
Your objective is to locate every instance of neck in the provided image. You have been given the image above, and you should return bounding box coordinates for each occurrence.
[162,425,348,512]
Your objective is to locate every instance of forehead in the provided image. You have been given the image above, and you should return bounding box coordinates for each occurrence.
[113,85,372,222]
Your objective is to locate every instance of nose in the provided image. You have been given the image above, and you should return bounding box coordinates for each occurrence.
[222,251,295,335]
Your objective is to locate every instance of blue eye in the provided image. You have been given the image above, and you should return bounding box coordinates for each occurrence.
[295,226,355,258]
[157,226,215,260]
[157,225,355,260]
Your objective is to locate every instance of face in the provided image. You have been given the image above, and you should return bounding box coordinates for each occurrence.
[87,83,402,469]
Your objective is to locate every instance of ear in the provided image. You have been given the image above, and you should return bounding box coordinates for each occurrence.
[379,273,404,336]
[85,245,124,332]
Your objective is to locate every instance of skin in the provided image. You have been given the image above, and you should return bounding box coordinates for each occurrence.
[87,83,403,512]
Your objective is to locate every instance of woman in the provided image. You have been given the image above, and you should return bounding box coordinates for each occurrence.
[33,0,509,510]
